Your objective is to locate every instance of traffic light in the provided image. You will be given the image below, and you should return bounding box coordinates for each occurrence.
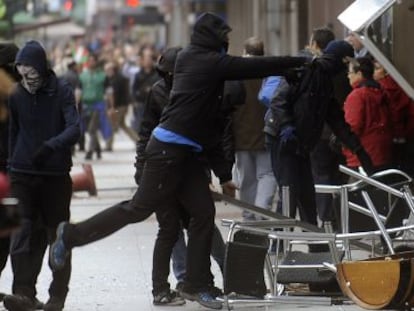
[125,0,140,8]
[63,0,73,11]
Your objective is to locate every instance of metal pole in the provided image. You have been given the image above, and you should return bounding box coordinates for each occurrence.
[361,190,395,254]
[340,186,351,259]
[281,186,290,252]
[339,165,408,198]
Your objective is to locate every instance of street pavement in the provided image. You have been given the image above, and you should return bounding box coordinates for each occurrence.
[0,133,368,311]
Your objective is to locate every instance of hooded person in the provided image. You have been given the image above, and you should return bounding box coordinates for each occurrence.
[4,40,80,311]
[0,41,21,304]
[263,39,373,242]
[49,12,308,310]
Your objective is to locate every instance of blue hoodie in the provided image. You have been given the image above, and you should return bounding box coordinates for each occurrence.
[8,40,80,175]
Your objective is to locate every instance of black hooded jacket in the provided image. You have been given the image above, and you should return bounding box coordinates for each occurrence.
[136,77,245,183]
[158,12,306,151]
[8,41,80,175]
[265,54,362,153]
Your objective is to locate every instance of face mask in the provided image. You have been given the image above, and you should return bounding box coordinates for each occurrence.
[16,64,43,94]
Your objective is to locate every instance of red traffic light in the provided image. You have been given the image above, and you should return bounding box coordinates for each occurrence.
[126,0,140,7]
[63,0,73,11]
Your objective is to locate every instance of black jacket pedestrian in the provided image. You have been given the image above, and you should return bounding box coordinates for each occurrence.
[158,13,306,152]
[8,42,80,175]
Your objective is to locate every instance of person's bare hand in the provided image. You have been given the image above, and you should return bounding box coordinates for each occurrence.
[221,181,238,198]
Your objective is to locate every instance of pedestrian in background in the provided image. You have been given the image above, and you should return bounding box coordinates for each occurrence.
[307,27,349,227]
[79,54,107,160]
[131,46,159,133]
[4,40,80,311]
[61,60,84,153]
[232,36,277,220]
[0,41,20,304]
[373,60,414,175]
[343,57,393,172]
[104,61,138,151]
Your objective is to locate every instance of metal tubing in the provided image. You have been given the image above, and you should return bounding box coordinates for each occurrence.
[336,223,414,239]
[315,184,341,194]
[264,255,275,295]
[339,165,406,198]
[281,186,291,252]
[340,186,350,258]
[403,185,414,216]
[348,201,387,221]
[225,295,332,306]
[281,186,290,217]
[361,190,395,254]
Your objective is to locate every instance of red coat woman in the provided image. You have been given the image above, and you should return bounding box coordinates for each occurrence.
[374,62,414,141]
[343,58,393,170]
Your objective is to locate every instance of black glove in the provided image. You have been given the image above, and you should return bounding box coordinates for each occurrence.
[134,160,144,186]
[356,148,375,176]
[279,125,298,153]
[32,144,53,167]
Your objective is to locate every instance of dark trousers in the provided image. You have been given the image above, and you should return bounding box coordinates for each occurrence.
[0,236,9,276]
[153,206,225,295]
[267,136,317,226]
[66,137,216,293]
[9,173,72,300]
[310,139,345,222]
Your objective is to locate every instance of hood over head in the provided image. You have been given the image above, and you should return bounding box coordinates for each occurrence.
[190,12,232,52]
[156,47,182,74]
[322,40,354,74]
[15,40,48,77]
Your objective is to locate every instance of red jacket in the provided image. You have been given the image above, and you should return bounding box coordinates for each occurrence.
[343,80,393,168]
[378,75,414,140]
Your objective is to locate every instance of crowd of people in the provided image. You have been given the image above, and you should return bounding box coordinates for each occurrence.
[0,11,413,311]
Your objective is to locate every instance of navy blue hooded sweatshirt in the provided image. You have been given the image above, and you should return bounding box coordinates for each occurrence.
[8,40,80,175]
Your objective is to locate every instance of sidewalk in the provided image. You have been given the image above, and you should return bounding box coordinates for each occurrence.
[0,134,365,311]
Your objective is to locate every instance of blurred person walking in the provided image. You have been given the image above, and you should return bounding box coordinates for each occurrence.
[61,60,84,152]
[231,37,277,220]
[0,41,20,303]
[50,12,308,310]
[3,40,80,311]
[131,46,159,133]
[104,62,138,151]
[79,54,107,160]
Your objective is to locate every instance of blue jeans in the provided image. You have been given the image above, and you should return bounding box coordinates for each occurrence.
[234,150,277,220]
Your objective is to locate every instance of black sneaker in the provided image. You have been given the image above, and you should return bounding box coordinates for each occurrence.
[208,286,223,298]
[3,294,37,311]
[153,289,185,306]
[175,282,185,292]
[180,290,222,310]
[43,296,64,311]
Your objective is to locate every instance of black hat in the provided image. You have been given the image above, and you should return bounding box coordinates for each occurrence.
[323,40,354,60]
[156,47,182,74]
[0,42,19,66]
